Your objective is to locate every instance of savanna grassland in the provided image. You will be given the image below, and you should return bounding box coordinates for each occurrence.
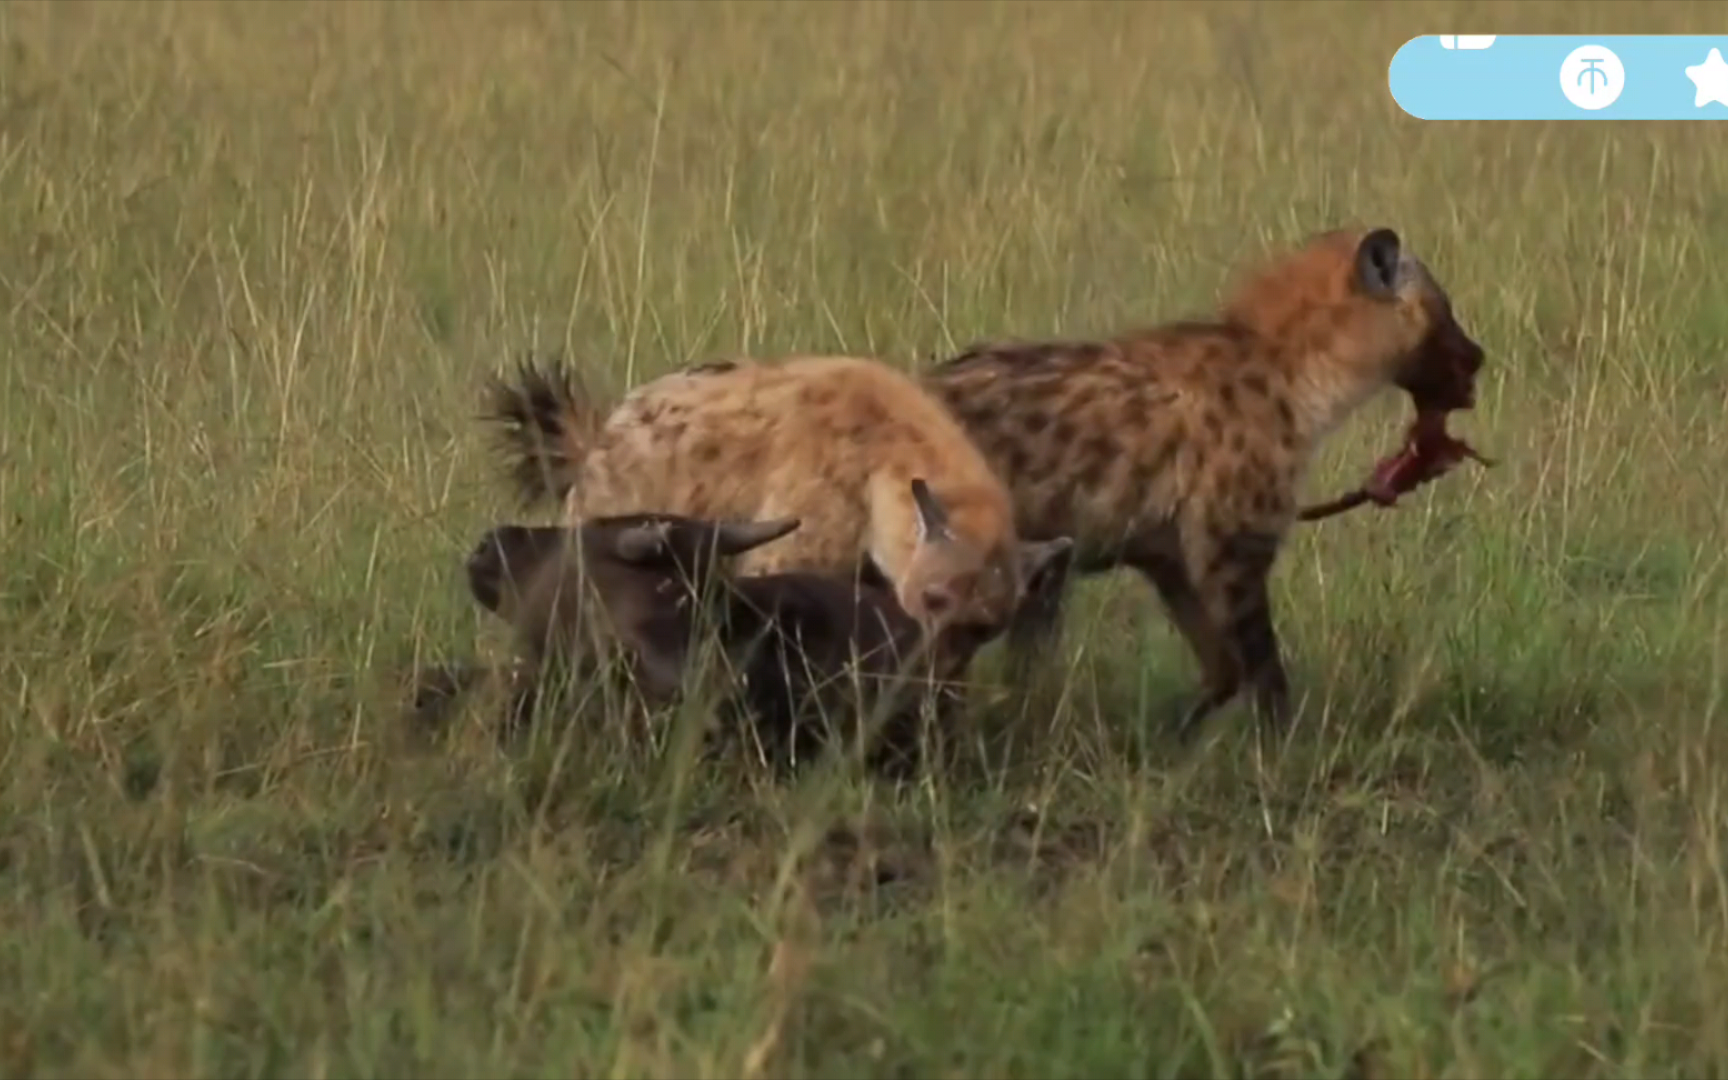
[5,1,1728,1076]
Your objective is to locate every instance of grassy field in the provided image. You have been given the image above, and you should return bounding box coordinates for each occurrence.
[5,0,1728,1075]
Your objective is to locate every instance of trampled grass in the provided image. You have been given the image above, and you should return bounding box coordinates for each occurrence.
[5,0,1728,1075]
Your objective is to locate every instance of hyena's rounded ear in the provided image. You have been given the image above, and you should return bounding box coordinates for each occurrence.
[610,520,676,565]
[1017,536,1075,591]
[1354,228,1403,300]
[710,517,802,556]
[909,477,954,543]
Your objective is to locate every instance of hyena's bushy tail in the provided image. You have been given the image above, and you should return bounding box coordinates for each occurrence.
[484,355,610,508]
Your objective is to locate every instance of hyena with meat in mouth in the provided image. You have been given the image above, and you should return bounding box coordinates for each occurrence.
[921,227,1487,740]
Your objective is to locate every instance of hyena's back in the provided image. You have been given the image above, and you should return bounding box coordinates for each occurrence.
[567,355,1008,576]
[929,336,1222,567]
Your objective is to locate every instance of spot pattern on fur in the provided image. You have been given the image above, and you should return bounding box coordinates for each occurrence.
[924,227,1487,737]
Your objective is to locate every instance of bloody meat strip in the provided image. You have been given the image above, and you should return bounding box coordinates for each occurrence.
[1362,409,1494,505]
[1298,410,1494,523]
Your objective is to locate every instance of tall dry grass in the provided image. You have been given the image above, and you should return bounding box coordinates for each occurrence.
[3,1,1728,1075]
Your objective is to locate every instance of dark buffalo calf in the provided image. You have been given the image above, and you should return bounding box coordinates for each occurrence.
[461,514,945,771]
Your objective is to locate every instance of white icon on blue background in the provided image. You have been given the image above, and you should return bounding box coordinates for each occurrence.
[1437,36,1497,51]
[1684,47,1728,108]
[1388,35,1728,121]
[1559,45,1625,111]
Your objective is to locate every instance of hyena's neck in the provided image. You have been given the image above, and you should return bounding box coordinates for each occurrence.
[1218,305,1399,451]
[1282,355,1391,449]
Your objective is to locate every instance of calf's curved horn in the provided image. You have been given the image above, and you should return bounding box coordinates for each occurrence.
[712,517,802,556]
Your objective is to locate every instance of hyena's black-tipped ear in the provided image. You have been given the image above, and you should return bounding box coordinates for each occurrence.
[1354,228,1402,299]
[466,525,567,614]
[1017,536,1074,592]
[709,517,801,557]
[910,478,953,543]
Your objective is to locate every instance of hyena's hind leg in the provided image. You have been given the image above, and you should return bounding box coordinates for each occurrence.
[1128,552,1234,715]
[1158,529,1292,742]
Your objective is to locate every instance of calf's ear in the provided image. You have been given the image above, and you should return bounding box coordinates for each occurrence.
[609,520,676,564]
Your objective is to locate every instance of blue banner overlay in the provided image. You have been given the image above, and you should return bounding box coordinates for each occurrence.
[1389,35,1728,120]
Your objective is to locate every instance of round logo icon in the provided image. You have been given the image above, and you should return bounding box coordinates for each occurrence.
[1559,45,1624,111]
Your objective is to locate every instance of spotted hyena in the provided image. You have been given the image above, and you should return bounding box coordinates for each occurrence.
[922,227,1486,739]
[486,354,1074,682]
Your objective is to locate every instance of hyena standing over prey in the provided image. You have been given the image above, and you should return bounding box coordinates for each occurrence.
[924,227,1486,739]
[487,354,1074,682]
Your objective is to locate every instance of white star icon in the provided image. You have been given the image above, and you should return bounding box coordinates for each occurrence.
[1685,47,1728,108]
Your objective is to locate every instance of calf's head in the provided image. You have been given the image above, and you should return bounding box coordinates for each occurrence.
[464,512,801,706]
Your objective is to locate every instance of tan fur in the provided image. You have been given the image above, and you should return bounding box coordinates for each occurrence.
[486,354,1073,674]
[922,227,1486,737]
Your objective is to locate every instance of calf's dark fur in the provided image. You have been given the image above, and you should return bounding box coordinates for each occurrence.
[462,513,943,770]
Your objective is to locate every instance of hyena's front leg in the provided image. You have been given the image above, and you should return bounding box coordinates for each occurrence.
[1171,528,1291,742]
[1002,553,1075,669]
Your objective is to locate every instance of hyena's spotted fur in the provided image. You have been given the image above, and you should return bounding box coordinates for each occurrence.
[923,227,1486,738]
[487,354,1074,681]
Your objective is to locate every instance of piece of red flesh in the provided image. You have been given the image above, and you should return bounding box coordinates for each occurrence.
[1361,409,1493,507]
